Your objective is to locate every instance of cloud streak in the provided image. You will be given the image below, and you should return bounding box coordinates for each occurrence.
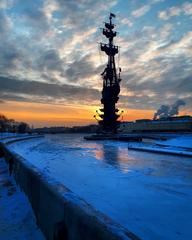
[0,76,100,105]
[132,5,151,18]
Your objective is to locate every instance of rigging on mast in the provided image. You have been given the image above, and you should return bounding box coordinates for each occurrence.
[96,13,122,133]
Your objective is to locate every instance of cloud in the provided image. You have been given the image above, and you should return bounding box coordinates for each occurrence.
[169,6,182,17]
[0,12,20,73]
[65,55,96,82]
[132,5,151,18]
[117,26,192,110]
[0,11,12,34]
[158,11,169,20]
[0,0,117,82]
[122,71,192,110]
[36,49,64,74]
[24,9,49,31]
[158,2,192,20]
[183,2,192,15]
[121,18,133,27]
[0,0,13,9]
[0,76,100,105]
[0,42,22,72]
[51,0,117,30]
[15,2,50,37]
[151,0,165,3]
[158,7,181,20]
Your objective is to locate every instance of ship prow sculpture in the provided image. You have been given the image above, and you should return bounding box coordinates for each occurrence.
[85,13,123,140]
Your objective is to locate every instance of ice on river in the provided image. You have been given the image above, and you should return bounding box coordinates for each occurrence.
[8,134,192,240]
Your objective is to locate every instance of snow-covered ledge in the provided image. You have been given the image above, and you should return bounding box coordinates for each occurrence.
[0,141,139,240]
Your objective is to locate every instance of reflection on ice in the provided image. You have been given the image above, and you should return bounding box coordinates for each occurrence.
[45,134,192,181]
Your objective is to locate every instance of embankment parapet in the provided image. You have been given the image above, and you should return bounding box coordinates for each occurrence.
[0,138,140,240]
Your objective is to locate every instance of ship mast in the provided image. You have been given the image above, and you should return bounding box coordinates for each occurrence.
[98,13,121,133]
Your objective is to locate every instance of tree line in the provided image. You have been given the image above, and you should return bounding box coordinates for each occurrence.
[0,113,30,133]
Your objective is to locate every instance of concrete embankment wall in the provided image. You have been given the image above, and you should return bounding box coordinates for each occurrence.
[0,140,140,240]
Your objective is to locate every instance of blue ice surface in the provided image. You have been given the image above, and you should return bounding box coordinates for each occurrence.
[8,133,192,240]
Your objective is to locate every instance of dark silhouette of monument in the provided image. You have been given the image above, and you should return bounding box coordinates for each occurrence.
[85,13,123,140]
[95,13,122,133]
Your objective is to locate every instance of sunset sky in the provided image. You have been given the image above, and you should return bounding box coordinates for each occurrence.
[0,0,191,127]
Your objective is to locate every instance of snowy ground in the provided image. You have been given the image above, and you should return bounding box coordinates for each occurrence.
[156,136,192,149]
[128,135,192,156]
[7,134,192,240]
[0,157,45,240]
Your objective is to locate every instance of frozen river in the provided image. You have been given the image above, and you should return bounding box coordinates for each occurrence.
[8,134,192,240]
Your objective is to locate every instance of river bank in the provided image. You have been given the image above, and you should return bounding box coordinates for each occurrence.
[4,133,192,240]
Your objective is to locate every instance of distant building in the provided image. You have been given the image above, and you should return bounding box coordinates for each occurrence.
[120,116,192,133]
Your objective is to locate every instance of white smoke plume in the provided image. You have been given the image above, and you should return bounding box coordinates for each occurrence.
[153,100,186,120]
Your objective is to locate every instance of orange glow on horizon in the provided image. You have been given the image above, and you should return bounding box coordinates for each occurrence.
[0,100,191,127]
[0,101,97,127]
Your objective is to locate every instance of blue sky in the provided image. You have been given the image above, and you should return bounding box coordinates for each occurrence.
[0,0,191,125]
